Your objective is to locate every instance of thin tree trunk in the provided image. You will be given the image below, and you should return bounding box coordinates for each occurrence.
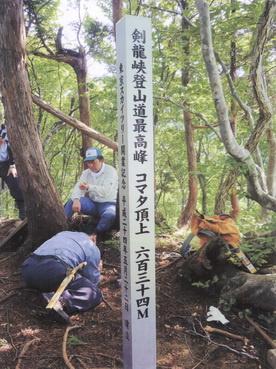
[74,51,93,155]
[260,128,276,221]
[178,0,198,228]
[0,0,68,247]
[178,110,198,227]
[113,0,124,39]
[266,129,276,197]
[214,28,239,220]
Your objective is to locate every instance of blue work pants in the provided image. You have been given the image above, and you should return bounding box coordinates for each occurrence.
[21,255,103,314]
[64,198,116,232]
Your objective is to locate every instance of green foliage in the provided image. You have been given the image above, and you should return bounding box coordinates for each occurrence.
[258,311,276,325]
[102,236,120,251]
[24,0,61,49]
[67,335,84,345]
[237,309,252,319]
[240,234,276,268]
[0,339,8,347]
[191,275,219,289]
[218,297,237,312]
[0,190,18,220]
[224,155,255,175]
[83,17,113,57]
[1,0,275,236]
[218,298,255,321]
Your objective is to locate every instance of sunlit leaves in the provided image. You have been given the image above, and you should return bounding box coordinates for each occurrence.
[14,0,275,230]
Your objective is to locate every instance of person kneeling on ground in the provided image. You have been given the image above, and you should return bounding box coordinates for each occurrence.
[21,225,103,317]
[64,147,118,235]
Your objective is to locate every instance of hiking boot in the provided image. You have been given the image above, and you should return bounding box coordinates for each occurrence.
[15,200,27,220]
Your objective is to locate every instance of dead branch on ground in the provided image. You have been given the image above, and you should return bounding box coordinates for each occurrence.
[95,352,124,365]
[6,309,17,357]
[156,256,182,273]
[15,338,40,369]
[103,298,114,311]
[204,325,249,342]
[193,319,259,360]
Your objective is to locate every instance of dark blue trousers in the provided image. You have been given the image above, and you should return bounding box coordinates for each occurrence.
[21,255,103,314]
[0,161,24,201]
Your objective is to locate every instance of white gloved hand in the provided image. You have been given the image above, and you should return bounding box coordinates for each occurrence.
[207,306,230,325]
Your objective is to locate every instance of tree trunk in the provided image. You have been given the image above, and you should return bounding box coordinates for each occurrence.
[73,50,93,156]
[214,32,239,220]
[177,237,276,312]
[177,237,234,281]
[113,0,124,39]
[0,0,68,247]
[177,0,198,228]
[266,128,276,197]
[195,0,276,211]
[260,128,276,221]
[34,26,93,159]
[214,168,239,215]
[177,110,198,227]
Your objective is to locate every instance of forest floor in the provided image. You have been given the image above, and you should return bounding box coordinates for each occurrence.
[0,218,274,369]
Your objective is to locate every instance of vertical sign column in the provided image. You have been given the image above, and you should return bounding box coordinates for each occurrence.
[116,15,156,369]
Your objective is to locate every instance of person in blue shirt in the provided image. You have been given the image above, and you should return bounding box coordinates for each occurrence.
[0,124,26,220]
[21,225,103,316]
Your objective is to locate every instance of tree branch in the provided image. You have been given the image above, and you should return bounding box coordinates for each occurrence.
[32,94,118,151]
[154,96,222,141]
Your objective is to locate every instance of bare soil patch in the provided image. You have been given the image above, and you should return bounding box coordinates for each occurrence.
[0,218,273,368]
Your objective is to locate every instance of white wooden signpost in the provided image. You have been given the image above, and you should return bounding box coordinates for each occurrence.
[116,15,156,369]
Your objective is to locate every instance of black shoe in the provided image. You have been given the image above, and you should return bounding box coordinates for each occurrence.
[42,292,70,323]
[15,200,27,220]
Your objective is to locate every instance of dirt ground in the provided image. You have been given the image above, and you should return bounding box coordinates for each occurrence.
[0,218,274,369]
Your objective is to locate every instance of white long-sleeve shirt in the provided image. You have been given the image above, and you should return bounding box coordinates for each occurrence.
[71,163,118,203]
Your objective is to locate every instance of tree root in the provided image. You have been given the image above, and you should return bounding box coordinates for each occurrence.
[62,325,82,369]
[15,338,40,369]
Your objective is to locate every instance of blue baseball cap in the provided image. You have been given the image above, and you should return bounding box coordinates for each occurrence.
[84,147,102,161]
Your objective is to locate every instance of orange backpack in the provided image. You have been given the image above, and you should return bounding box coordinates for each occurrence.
[190,211,240,248]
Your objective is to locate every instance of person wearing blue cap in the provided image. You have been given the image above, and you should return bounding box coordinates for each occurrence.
[64,147,118,234]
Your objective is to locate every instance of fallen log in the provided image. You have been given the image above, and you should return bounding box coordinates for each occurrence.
[221,271,276,312]
[177,237,234,281]
[176,236,276,312]
[31,94,118,152]
[0,219,28,252]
